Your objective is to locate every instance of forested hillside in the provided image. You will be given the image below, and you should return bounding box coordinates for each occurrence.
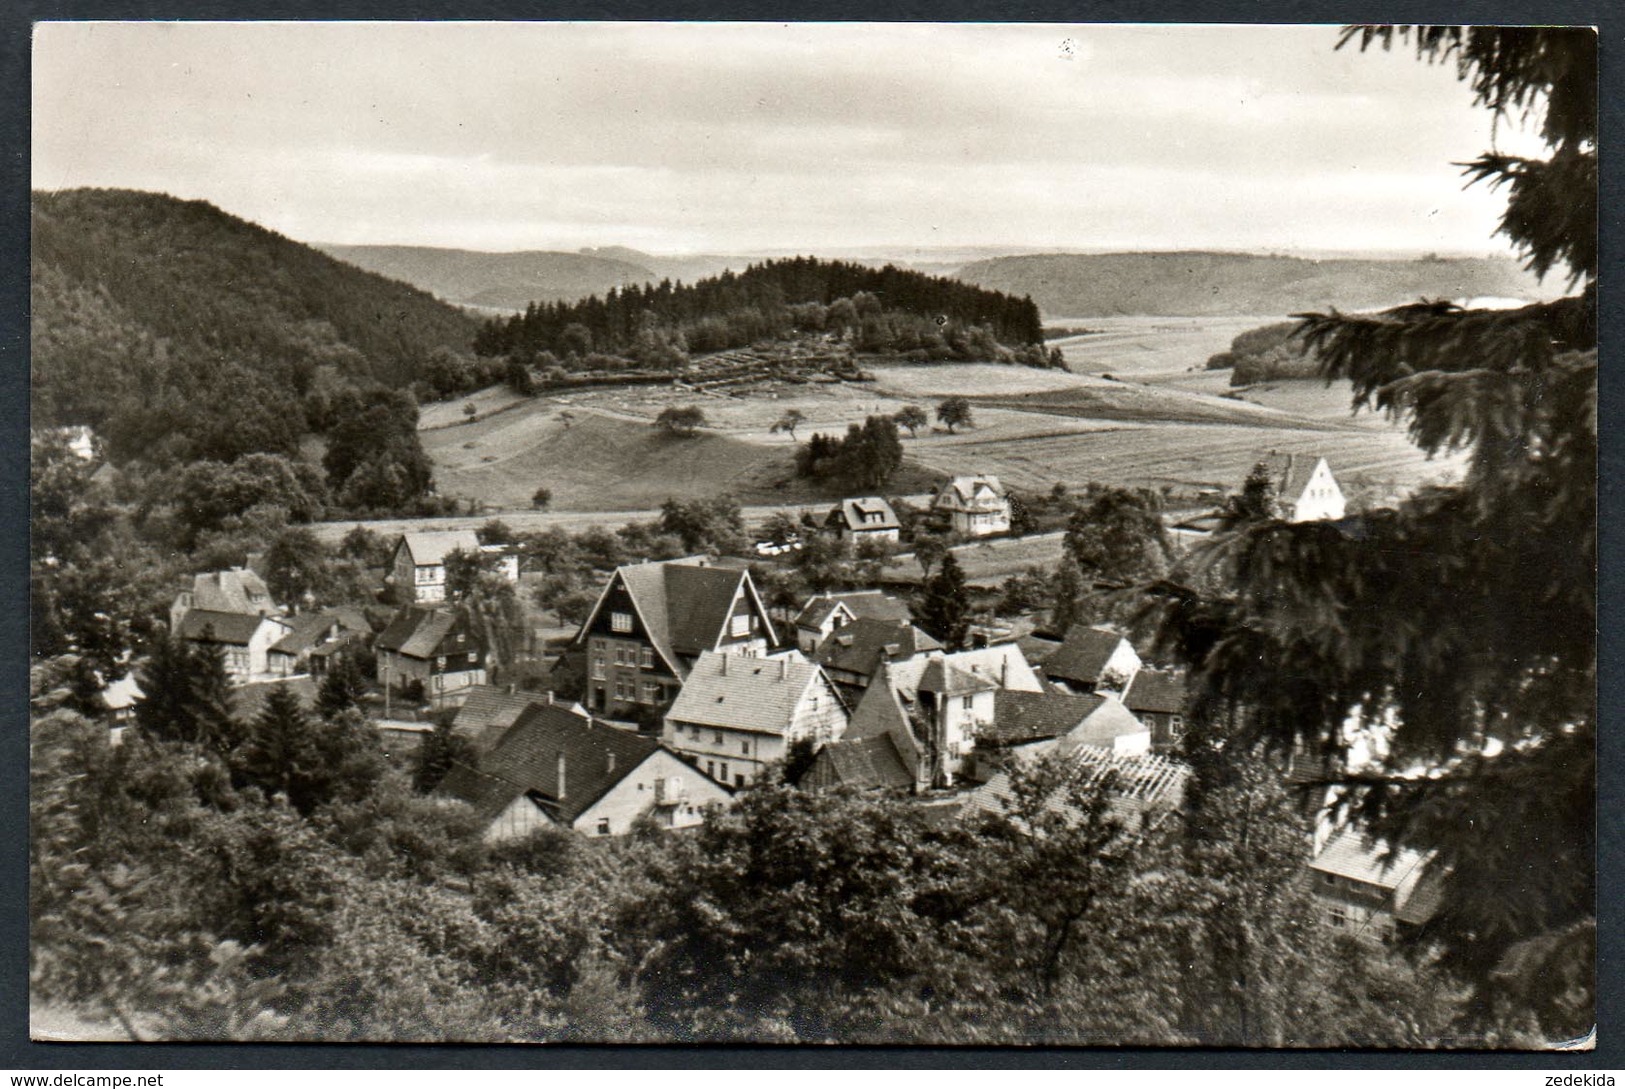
[317,244,658,310]
[31,189,480,464]
[957,251,1554,317]
[473,256,1046,363]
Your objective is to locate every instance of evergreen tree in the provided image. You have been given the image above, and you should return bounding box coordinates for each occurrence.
[316,652,368,721]
[237,685,325,814]
[1049,556,1088,636]
[1148,26,1596,1038]
[134,633,235,751]
[916,551,970,650]
[1221,460,1279,528]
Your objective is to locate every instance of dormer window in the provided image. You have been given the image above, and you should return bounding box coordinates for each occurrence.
[611,612,633,633]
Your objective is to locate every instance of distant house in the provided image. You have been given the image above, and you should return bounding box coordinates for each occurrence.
[170,567,283,634]
[1309,826,1443,944]
[888,643,1046,701]
[100,674,144,725]
[436,702,731,840]
[931,475,1012,538]
[802,666,928,794]
[664,651,849,788]
[1122,668,1189,752]
[812,617,941,692]
[970,689,1150,779]
[793,590,913,655]
[374,606,486,705]
[824,497,902,544]
[389,531,520,604]
[909,657,999,785]
[962,745,1191,833]
[1257,452,1345,523]
[266,608,370,678]
[177,609,292,684]
[574,557,777,718]
[1042,625,1142,696]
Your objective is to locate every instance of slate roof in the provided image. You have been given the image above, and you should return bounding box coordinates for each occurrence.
[984,690,1110,745]
[1123,669,1188,716]
[794,590,912,631]
[400,530,481,567]
[1056,698,1150,751]
[806,734,916,791]
[843,664,916,742]
[181,568,278,616]
[666,651,835,735]
[375,606,466,660]
[269,611,346,656]
[1016,633,1063,666]
[230,675,319,721]
[917,658,997,697]
[601,559,768,674]
[962,746,1190,827]
[888,644,1044,700]
[814,618,940,677]
[1311,827,1441,923]
[1043,625,1135,686]
[437,702,665,827]
[828,497,901,533]
[452,686,561,753]
[178,609,278,646]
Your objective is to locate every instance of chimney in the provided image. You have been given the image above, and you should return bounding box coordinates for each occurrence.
[557,752,567,799]
[545,690,554,705]
[606,752,616,774]
[779,657,788,680]
[720,654,727,676]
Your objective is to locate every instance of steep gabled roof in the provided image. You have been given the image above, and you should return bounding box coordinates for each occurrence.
[1043,625,1135,685]
[917,658,997,697]
[587,559,772,676]
[806,733,916,791]
[441,702,666,826]
[934,475,1008,512]
[400,530,481,567]
[984,690,1110,745]
[269,612,344,656]
[452,686,561,753]
[178,609,279,646]
[828,496,901,532]
[1123,668,1188,715]
[814,618,940,677]
[794,590,912,631]
[1258,452,1328,503]
[1311,826,1432,892]
[666,651,836,735]
[375,606,468,660]
[180,568,279,616]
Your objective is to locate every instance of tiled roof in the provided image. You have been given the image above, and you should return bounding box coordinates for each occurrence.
[888,644,1044,700]
[269,612,343,656]
[181,568,278,616]
[935,475,1007,510]
[1043,625,1134,686]
[452,686,560,753]
[1123,669,1188,715]
[178,609,278,646]
[1016,633,1063,665]
[666,651,835,736]
[844,664,915,743]
[829,497,901,533]
[1311,825,1439,926]
[401,530,481,567]
[984,690,1109,744]
[805,734,916,791]
[814,618,940,677]
[963,746,1190,826]
[230,675,319,721]
[603,559,767,674]
[375,606,466,660]
[1258,452,1326,502]
[917,658,997,697]
[1056,698,1149,751]
[438,702,664,826]
[794,590,912,631]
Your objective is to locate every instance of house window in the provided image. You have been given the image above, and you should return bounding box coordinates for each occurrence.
[740,740,749,755]
[1321,872,1336,887]
[642,682,659,704]
[1326,905,1349,930]
[467,651,478,664]
[1170,715,1185,738]
[640,646,654,669]
[436,656,447,669]
[596,818,611,836]
[962,695,975,710]
[706,760,715,778]
[730,614,751,638]
[719,762,729,782]
[735,773,746,788]
[612,612,633,633]
[592,656,605,680]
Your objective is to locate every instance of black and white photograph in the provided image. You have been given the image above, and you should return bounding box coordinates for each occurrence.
[27,21,1597,1049]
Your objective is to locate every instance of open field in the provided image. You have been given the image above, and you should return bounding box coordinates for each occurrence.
[1048,314,1281,379]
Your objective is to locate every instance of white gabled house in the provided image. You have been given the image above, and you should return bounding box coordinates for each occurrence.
[931,475,1012,537]
[1258,452,1346,523]
[390,530,520,604]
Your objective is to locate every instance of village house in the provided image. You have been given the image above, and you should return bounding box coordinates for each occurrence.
[931,474,1012,538]
[1308,825,1443,944]
[889,642,1046,700]
[1122,668,1189,752]
[170,567,283,634]
[451,685,585,754]
[266,607,370,678]
[436,701,731,841]
[967,689,1151,779]
[1041,624,1143,696]
[177,609,292,684]
[801,664,928,794]
[99,673,143,725]
[374,605,487,706]
[793,589,913,655]
[663,650,849,788]
[573,557,778,719]
[1258,451,1346,523]
[389,530,520,604]
[824,496,902,545]
[812,617,941,693]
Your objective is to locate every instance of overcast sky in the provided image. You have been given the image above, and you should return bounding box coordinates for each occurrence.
[32,22,1550,256]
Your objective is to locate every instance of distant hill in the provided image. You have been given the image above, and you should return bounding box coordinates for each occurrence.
[320,244,661,310]
[31,188,480,461]
[955,251,1557,318]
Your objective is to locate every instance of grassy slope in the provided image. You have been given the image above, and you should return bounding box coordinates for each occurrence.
[317,244,658,310]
